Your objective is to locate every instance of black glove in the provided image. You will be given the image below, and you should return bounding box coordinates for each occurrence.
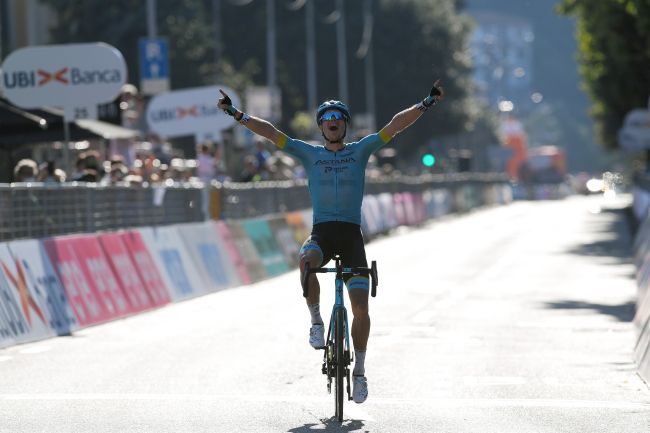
[430,83,442,98]
[423,81,442,107]
[219,90,238,116]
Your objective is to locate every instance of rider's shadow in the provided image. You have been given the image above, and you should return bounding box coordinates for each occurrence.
[288,418,368,432]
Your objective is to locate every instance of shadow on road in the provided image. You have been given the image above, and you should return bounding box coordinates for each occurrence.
[543,300,636,322]
[565,207,634,263]
[288,417,368,433]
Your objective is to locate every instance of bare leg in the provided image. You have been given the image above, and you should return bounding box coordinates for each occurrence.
[349,289,370,351]
[300,250,321,306]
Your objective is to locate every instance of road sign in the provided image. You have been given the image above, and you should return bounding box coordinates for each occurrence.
[139,38,170,95]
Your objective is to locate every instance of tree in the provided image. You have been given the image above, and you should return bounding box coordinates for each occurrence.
[557,0,650,150]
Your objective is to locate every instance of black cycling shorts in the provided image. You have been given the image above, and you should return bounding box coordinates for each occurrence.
[300,221,368,269]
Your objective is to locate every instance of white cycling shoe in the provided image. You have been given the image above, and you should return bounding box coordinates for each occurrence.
[309,323,325,349]
[352,375,368,404]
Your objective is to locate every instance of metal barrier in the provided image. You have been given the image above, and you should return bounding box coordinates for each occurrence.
[0,183,203,241]
[0,172,509,241]
[213,172,509,219]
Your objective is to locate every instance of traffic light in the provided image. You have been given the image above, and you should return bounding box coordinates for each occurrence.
[422,153,436,167]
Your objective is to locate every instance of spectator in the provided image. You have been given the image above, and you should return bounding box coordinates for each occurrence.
[214,146,231,182]
[254,139,272,178]
[37,161,66,184]
[109,164,129,184]
[196,142,216,184]
[238,155,260,182]
[13,159,38,182]
[71,150,104,183]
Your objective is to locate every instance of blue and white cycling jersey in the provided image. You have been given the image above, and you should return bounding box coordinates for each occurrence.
[279,132,391,225]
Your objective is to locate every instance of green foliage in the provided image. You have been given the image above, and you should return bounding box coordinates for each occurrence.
[557,0,650,150]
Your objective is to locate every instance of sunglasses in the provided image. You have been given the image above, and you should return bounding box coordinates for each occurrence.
[319,110,345,122]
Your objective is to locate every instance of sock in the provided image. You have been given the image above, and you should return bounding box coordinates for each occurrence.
[307,303,323,325]
[353,350,366,376]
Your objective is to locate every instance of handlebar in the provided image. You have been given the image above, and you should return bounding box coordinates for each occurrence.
[302,258,378,298]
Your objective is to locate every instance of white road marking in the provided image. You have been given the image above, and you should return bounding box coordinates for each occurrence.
[1,393,648,410]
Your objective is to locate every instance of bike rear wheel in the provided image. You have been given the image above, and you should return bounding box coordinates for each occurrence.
[334,309,345,422]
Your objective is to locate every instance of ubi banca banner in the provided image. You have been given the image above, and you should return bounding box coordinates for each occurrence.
[0,43,127,108]
[146,85,240,139]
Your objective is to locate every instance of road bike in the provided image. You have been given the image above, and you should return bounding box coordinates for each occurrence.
[301,255,378,422]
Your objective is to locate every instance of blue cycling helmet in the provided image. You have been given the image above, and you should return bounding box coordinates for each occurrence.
[316,100,351,124]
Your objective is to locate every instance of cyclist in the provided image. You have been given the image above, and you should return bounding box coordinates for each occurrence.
[218,80,444,403]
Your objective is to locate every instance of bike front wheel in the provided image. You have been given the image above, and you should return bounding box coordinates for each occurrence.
[334,308,345,422]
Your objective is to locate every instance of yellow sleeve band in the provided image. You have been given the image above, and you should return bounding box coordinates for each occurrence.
[378,128,392,144]
[276,134,288,149]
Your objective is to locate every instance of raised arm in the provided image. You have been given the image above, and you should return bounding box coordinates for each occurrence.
[380,79,445,141]
[217,89,286,147]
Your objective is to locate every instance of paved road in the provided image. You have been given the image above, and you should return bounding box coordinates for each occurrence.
[1,194,649,432]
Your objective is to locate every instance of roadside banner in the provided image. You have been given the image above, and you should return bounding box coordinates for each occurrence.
[138,226,207,300]
[361,195,381,235]
[300,210,314,233]
[4,240,77,338]
[214,221,251,285]
[377,193,397,230]
[68,236,134,318]
[177,222,239,291]
[43,236,112,326]
[241,218,289,277]
[98,233,154,312]
[268,217,301,268]
[285,212,310,244]
[424,189,451,218]
[119,230,171,306]
[0,243,32,348]
[0,243,56,345]
[225,221,267,282]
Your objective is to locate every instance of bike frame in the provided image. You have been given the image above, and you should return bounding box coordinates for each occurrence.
[320,257,352,363]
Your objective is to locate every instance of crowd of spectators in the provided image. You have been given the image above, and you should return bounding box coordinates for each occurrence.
[10,137,308,187]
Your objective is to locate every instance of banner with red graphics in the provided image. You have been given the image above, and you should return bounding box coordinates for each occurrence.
[0,243,40,348]
[43,237,108,326]
[97,233,156,312]
[68,236,136,318]
[146,85,240,142]
[1,240,78,345]
[118,231,171,307]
